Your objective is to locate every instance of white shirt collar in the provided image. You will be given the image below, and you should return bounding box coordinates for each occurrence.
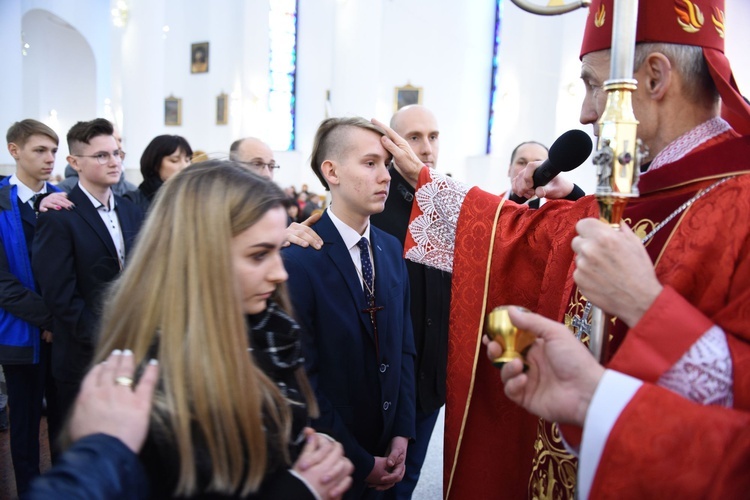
[78,182,116,211]
[327,206,371,249]
[8,174,47,204]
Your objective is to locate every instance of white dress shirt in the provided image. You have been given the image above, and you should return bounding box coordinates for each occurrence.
[78,184,125,268]
[327,206,373,291]
[9,174,47,207]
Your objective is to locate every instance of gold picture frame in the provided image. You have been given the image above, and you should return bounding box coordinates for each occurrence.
[165,95,182,126]
[216,92,228,125]
[191,42,209,74]
[394,84,423,112]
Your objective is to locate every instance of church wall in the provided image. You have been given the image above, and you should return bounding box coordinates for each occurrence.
[0,0,25,141]
[21,8,98,161]
[475,3,590,194]
[1,0,749,195]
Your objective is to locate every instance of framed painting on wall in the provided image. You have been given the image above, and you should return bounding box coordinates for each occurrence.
[191,42,209,74]
[394,83,422,112]
[165,95,182,126]
[216,92,228,125]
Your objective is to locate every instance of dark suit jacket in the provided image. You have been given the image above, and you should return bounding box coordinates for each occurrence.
[370,167,452,414]
[32,185,143,383]
[282,211,416,491]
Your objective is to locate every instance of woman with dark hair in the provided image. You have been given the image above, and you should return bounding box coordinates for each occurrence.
[125,135,192,213]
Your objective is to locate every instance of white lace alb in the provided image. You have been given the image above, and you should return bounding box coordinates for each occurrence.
[657,326,733,407]
[405,169,469,273]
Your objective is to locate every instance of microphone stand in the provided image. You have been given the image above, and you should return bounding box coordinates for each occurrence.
[589,0,644,361]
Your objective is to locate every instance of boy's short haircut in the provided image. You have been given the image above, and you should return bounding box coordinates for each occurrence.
[309,117,387,190]
[67,118,114,154]
[6,119,59,148]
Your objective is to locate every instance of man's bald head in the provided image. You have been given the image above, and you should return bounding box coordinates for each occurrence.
[229,137,276,179]
[390,105,440,169]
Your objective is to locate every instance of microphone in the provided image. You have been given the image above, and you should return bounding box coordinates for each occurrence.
[508,129,592,204]
[531,129,593,188]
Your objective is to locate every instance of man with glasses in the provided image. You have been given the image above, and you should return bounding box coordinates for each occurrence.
[229,136,280,180]
[57,128,137,197]
[230,136,325,250]
[32,118,143,422]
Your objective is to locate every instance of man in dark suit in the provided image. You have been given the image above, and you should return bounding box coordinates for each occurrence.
[283,117,416,498]
[32,118,143,422]
[370,105,451,499]
[0,119,61,495]
[506,140,549,209]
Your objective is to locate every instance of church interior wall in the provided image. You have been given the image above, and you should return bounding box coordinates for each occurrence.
[1,0,748,197]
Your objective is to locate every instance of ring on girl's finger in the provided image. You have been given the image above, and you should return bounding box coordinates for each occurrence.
[114,376,134,387]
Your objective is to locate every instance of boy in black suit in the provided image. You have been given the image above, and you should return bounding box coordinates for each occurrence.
[283,117,416,498]
[32,118,143,421]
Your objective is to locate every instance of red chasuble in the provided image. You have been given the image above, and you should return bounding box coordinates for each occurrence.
[406,135,750,499]
[591,384,750,499]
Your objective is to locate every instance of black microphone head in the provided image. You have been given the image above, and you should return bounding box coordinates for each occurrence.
[549,129,593,172]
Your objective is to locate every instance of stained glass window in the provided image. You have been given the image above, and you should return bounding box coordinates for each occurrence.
[487,0,503,153]
[268,0,298,151]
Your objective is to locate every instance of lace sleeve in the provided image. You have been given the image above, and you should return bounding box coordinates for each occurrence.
[404,169,470,273]
[657,325,733,407]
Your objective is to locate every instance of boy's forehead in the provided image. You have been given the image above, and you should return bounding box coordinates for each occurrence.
[23,134,58,148]
[344,126,384,149]
[324,125,391,164]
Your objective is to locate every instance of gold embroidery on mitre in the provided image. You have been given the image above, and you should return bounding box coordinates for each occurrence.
[529,421,577,500]
[675,0,704,33]
[594,4,606,28]
[712,7,725,38]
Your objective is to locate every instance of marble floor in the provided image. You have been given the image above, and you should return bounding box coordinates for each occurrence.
[412,406,444,500]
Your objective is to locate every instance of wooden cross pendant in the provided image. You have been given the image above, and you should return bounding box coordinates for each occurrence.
[362,297,384,360]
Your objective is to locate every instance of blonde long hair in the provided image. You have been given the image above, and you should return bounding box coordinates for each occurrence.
[92,161,312,495]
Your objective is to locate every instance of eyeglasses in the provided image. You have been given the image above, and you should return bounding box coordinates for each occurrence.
[243,161,280,171]
[73,150,126,165]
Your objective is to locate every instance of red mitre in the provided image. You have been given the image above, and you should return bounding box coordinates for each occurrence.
[580,0,750,135]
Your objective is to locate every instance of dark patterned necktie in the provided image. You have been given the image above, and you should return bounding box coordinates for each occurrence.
[357,237,374,301]
[29,192,43,210]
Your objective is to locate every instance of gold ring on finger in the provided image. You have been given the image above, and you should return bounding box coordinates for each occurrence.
[115,376,134,387]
